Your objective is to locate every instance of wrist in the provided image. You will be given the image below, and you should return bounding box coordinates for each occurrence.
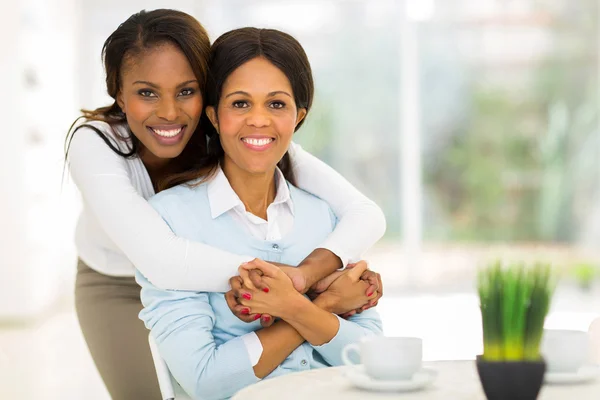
[298,249,342,292]
[296,265,318,294]
[297,258,319,294]
[280,293,312,321]
[313,293,335,313]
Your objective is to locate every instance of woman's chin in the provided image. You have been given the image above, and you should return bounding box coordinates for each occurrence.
[223,155,280,178]
[147,145,186,161]
[244,164,279,176]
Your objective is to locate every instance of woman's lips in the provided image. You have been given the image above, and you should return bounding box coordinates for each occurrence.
[147,125,186,145]
[241,136,275,151]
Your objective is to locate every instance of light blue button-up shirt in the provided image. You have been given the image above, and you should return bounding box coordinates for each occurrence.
[136,173,383,400]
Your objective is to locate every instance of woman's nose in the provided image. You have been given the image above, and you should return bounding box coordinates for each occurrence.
[246,107,271,128]
[156,98,178,121]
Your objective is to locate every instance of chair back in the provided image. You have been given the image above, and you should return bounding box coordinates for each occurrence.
[148,333,193,400]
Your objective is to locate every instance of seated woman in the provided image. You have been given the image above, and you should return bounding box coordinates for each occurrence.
[136,27,383,400]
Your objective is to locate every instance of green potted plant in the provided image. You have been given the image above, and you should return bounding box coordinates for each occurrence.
[476,261,556,400]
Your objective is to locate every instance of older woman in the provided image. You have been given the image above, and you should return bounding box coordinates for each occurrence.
[136,27,383,400]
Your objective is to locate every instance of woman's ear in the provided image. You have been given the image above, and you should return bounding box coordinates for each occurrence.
[206,106,219,133]
[116,91,125,113]
[295,108,307,127]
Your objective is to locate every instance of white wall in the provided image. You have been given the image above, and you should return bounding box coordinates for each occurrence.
[0,0,80,319]
[79,0,200,109]
[0,2,28,317]
[0,0,222,320]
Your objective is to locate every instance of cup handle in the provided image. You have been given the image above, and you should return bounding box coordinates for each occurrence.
[342,343,360,366]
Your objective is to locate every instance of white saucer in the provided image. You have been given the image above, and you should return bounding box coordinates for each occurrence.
[544,364,600,385]
[343,365,437,392]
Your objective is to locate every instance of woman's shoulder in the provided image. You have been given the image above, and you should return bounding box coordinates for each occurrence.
[72,120,132,150]
[288,184,331,211]
[75,119,124,134]
[288,183,337,228]
[150,179,210,207]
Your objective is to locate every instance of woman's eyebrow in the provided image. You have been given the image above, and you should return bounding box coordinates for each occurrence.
[224,90,292,98]
[225,90,250,98]
[132,80,199,88]
[267,91,292,98]
[176,80,199,87]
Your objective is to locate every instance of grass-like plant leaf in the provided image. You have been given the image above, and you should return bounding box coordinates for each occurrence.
[478,261,555,362]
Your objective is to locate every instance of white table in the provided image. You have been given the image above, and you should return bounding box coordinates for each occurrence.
[231,361,600,400]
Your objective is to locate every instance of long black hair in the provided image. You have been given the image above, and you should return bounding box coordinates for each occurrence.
[64,9,211,190]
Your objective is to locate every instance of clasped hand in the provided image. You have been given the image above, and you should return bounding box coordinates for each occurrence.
[225,259,382,327]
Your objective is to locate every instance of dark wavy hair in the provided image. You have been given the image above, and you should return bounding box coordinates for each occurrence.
[64,9,211,191]
[161,27,315,189]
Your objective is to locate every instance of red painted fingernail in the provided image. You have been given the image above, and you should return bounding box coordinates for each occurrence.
[241,308,250,315]
[262,316,270,322]
[263,287,270,293]
[254,314,262,320]
[242,293,252,300]
[367,292,374,297]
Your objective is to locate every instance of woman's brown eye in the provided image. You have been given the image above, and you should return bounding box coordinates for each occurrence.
[180,88,195,96]
[138,90,155,97]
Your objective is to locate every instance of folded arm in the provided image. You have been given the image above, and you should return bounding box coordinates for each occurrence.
[68,130,384,292]
[290,142,387,266]
[241,280,383,368]
[137,272,307,399]
[68,126,251,292]
[309,302,383,366]
[237,260,384,366]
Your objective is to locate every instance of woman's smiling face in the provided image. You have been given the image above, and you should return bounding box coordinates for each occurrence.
[206,57,306,178]
[117,42,203,162]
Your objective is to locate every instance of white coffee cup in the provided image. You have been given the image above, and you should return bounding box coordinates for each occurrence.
[341,336,422,380]
[541,329,590,373]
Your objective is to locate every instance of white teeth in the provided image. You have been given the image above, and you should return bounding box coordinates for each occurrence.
[152,127,183,138]
[243,138,274,146]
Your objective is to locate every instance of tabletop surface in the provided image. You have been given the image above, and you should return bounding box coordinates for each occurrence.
[231,361,600,400]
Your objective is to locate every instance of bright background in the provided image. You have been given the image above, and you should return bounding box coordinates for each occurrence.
[1,0,599,398]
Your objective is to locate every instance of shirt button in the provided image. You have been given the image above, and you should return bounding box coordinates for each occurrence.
[301,359,308,366]
[272,244,279,250]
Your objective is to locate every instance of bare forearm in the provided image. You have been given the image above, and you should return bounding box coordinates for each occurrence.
[282,296,340,346]
[253,321,305,378]
[297,248,342,292]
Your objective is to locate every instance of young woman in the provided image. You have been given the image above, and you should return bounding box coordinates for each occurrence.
[67,9,385,400]
[137,27,383,400]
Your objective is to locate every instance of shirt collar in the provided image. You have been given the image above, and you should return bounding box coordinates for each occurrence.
[272,168,294,217]
[207,166,294,219]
